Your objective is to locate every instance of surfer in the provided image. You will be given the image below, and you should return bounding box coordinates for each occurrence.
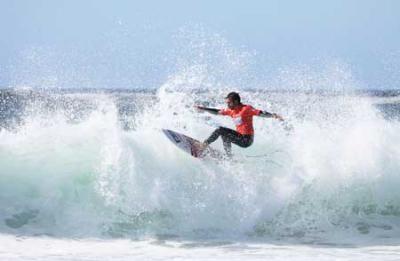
[195,92,284,157]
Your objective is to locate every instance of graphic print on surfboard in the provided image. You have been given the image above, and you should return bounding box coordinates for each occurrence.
[162,129,223,159]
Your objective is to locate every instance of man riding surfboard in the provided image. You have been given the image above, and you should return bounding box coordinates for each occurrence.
[195,92,284,157]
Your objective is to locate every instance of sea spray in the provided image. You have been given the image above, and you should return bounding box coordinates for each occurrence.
[1,89,400,241]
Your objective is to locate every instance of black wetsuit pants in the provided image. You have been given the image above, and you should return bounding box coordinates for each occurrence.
[204,126,253,156]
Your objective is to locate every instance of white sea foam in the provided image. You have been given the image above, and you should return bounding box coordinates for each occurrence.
[0,88,400,244]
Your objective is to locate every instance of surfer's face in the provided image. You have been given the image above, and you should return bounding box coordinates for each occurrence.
[225,98,238,109]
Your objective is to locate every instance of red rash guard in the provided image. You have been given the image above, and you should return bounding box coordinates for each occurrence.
[219,104,261,135]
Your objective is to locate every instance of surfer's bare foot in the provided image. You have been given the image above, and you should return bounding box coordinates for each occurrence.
[197,142,208,151]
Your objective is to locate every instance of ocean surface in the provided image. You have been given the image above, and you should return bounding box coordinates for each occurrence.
[1,87,400,260]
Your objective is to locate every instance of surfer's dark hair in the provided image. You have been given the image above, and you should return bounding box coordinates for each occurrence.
[225,92,241,103]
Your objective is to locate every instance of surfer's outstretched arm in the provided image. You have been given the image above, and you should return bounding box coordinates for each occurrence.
[259,111,284,121]
[195,105,220,115]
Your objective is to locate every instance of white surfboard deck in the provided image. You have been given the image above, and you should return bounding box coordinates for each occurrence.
[162,129,224,159]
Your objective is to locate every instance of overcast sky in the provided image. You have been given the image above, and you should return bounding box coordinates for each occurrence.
[1,0,399,90]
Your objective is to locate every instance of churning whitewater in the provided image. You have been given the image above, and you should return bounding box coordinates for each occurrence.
[1,86,400,244]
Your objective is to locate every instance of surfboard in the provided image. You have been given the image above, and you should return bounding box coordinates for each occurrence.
[162,129,223,159]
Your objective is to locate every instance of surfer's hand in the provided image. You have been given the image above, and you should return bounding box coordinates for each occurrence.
[273,113,284,121]
[194,105,205,112]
